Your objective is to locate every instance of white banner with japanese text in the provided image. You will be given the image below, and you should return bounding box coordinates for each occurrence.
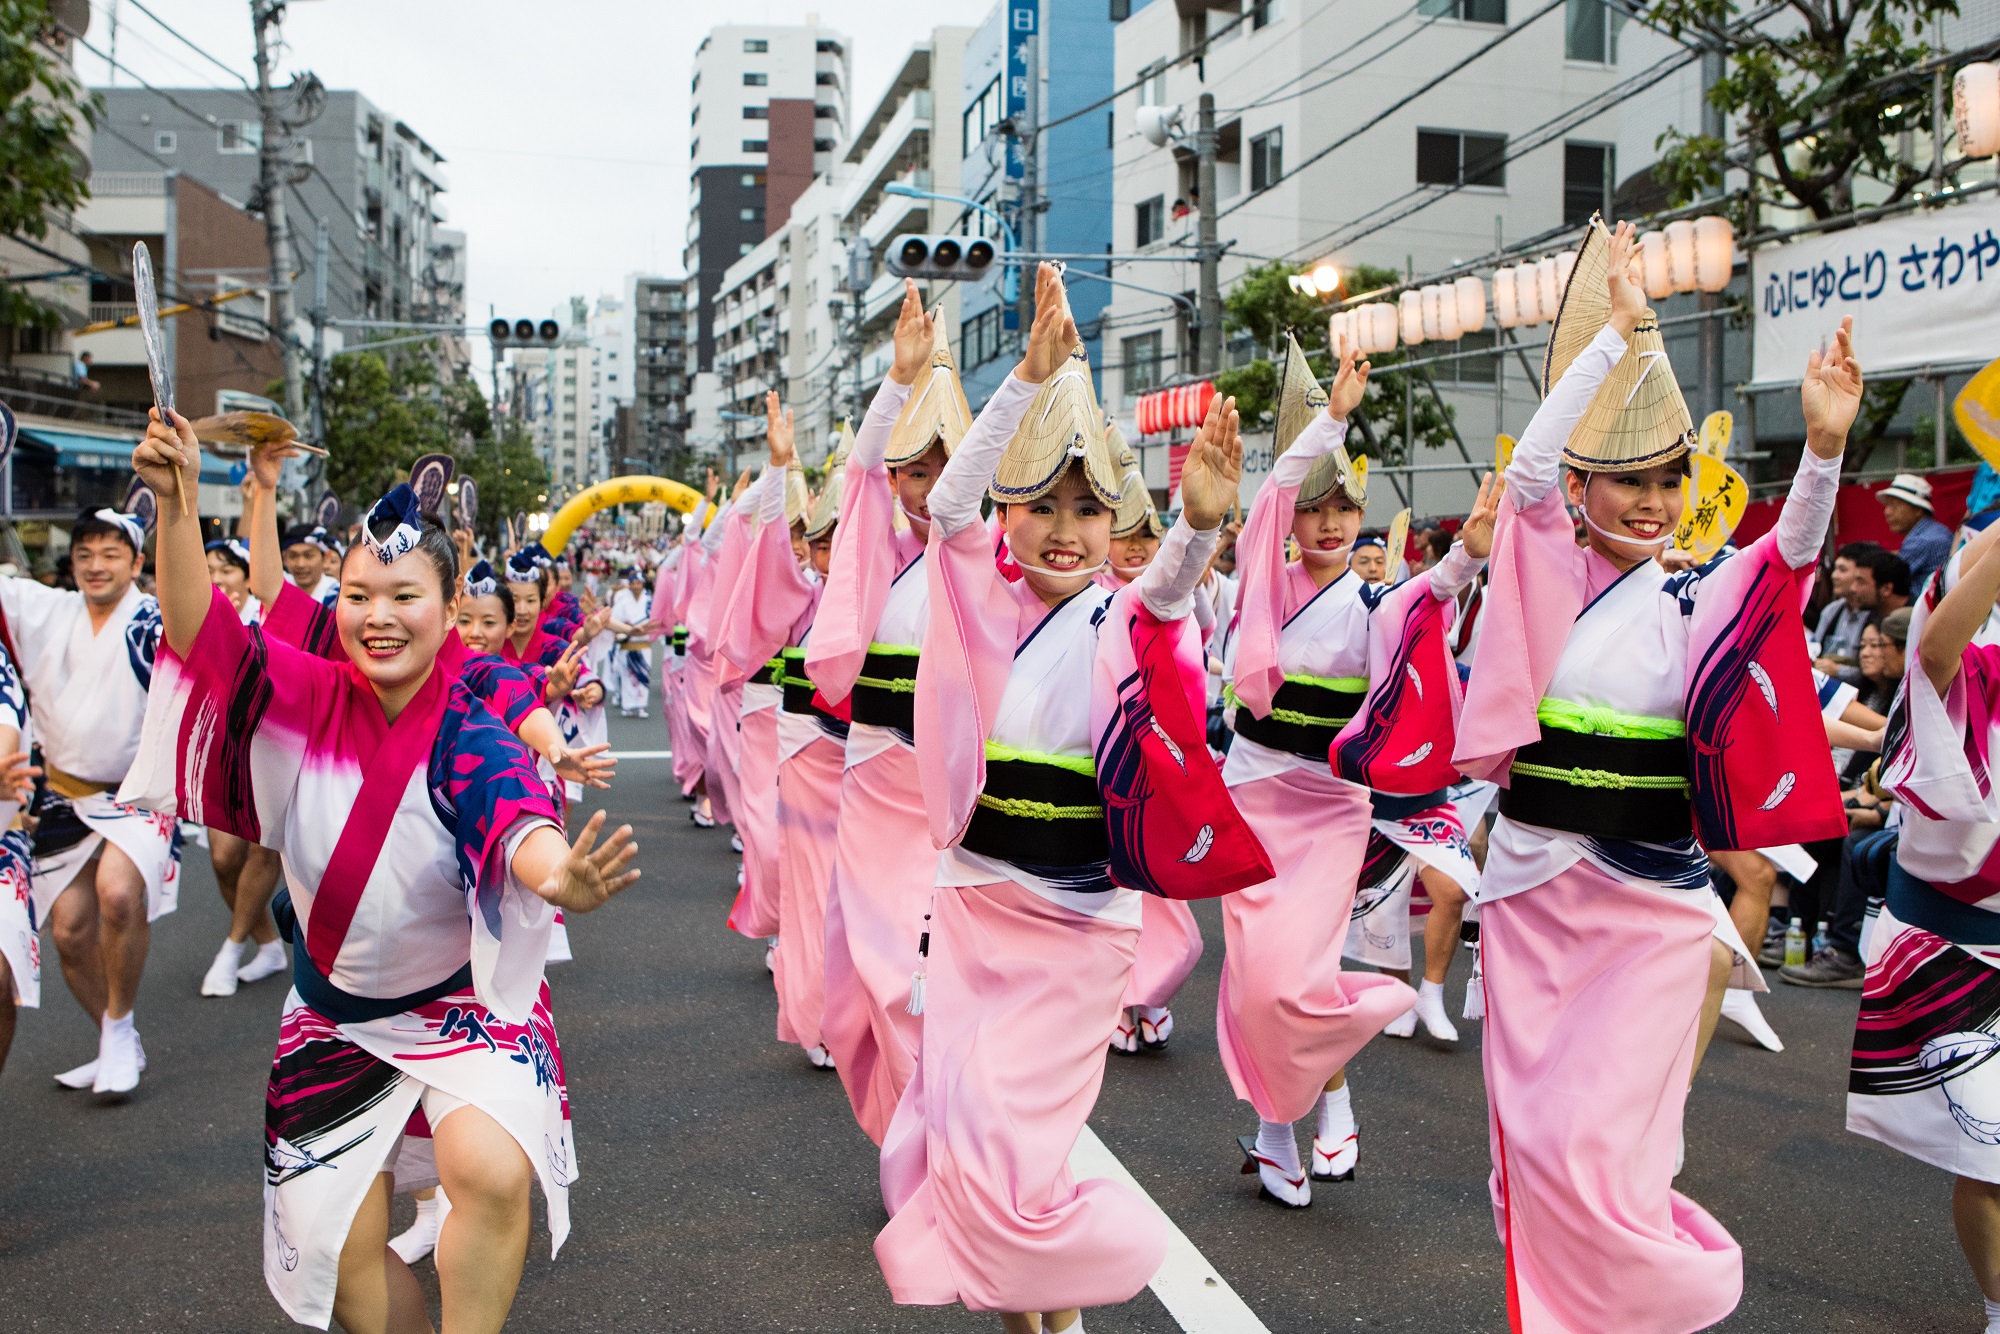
[1752,193,2000,386]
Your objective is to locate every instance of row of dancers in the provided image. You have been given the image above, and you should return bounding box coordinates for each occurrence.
[4,209,1985,1334]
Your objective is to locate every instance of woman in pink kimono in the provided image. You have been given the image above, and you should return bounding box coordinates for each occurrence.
[1452,220,1860,1333]
[720,398,849,1066]
[875,264,1242,1334]
[130,413,641,1334]
[1222,334,1498,1206]
[805,283,968,1143]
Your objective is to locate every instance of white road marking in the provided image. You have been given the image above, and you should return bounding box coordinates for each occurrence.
[1069,1125,1272,1333]
[609,750,673,758]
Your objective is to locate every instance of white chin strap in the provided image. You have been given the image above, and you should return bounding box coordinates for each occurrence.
[1579,474,1675,549]
[1298,544,1351,565]
[1017,553,1107,583]
[898,501,931,530]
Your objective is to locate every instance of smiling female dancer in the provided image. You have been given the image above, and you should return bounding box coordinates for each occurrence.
[1453,219,1858,1333]
[875,263,1245,1334]
[130,410,639,1334]
[806,283,967,1143]
[1222,334,1499,1205]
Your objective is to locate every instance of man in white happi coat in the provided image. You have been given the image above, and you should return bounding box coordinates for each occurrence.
[3,509,180,1097]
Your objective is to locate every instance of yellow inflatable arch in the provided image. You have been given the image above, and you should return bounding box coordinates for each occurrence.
[538,476,704,556]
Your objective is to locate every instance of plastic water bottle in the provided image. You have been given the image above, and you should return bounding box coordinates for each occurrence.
[1784,920,1808,968]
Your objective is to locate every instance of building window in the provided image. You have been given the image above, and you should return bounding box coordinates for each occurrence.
[813,138,836,152]
[739,205,765,223]
[741,172,759,186]
[154,130,177,154]
[1137,60,1167,107]
[1136,195,1165,246]
[816,70,837,86]
[1124,332,1163,394]
[217,120,261,154]
[1415,128,1507,188]
[1566,0,1623,61]
[815,104,839,119]
[962,305,1004,370]
[1418,0,1505,19]
[1563,141,1614,224]
[744,106,768,119]
[817,39,842,54]
[1249,129,1283,192]
[742,139,768,153]
[1111,0,1130,17]
[1250,0,1278,28]
[743,72,768,86]
[744,38,768,52]
[739,242,754,256]
[963,75,1001,157]
[1443,329,1499,383]
[690,138,700,158]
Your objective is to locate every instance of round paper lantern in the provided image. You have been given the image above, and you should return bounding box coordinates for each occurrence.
[1492,267,1519,328]
[1665,219,1697,294]
[1513,265,1542,325]
[1369,302,1398,353]
[1399,290,1425,345]
[1957,62,2000,157]
[1454,275,1487,333]
[1638,230,1674,301]
[1534,258,1559,324]
[1435,285,1462,341]
[1344,308,1371,356]
[1692,215,1734,292]
[1418,286,1440,341]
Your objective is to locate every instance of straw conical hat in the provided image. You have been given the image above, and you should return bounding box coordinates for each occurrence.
[1271,331,1365,509]
[1106,411,1136,473]
[989,340,1121,505]
[804,424,852,539]
[1110,466,1163,539]
[1543,214,1612,395]
[783,464,810,528]
[885,319,973,467]
[1563,313,1696,472]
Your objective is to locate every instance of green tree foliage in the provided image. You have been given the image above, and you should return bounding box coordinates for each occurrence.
[0,2,97,328]
[1647,1,1959,221]
[313,349,548,541]
[1215,260,1463,466]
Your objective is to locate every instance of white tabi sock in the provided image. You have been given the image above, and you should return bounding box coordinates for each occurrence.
[1136,1005,1170,1024]
[1316,1083,1354,1146]
[237,940,287,984]
[1413,978,1459,1042]
[1254,1118,1303,1178]
[1985,1296,2000,1334]
[94,1011,141,1096]
[389,1191,447,1264]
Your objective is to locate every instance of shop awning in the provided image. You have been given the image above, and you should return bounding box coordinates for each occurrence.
[19,424,235,484]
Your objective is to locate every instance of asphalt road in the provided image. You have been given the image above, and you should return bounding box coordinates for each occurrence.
[0,669,1976,1332]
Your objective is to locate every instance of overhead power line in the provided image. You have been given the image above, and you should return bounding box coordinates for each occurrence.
[124,0,254,88]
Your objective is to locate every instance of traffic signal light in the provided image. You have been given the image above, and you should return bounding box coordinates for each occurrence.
[885,234,998,282]
[489,318,563,346]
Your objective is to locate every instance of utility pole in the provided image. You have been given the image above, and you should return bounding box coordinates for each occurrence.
[1698,42,1726,420]
[1196,92,1221,376]
[251,0,303,422]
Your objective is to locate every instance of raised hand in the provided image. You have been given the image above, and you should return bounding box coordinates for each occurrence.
[732,468,754,503]
[533,809,640,913]
[1802,315,1863,459]
[247,437,299,492]
[1180,392,1243,532]
[1014,262,1075,384]
[132,407,200,502]
[703,467,721,503]
[889,279,935,385]
[544,640,584,703]
[1603,220,1646,339]
[548,741,616,791]
[766,390,796,468]
[1327,342,1370,420]
[0,750,41,806]
[1457,471,1507,560]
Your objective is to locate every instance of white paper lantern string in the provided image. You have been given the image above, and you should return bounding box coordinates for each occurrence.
[1534,258,1559,325]
[1370,302,1397,353]
[1957,62,2000,157]
[1693,216,1734,292]
[1493,267,1519,328]
[1638,230,1674,301]
[1399,290,1425,346]
[1665,219,1698,294]
[1454,275,1487,333]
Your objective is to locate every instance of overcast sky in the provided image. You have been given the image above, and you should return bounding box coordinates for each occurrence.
[79,0,994,378]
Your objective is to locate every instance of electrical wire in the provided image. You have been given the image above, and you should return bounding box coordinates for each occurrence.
[1220,3,1432,115]
[124,0,255,88]
[60,24,245,131]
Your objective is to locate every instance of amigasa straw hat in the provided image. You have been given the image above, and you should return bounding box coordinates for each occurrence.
[1272,331,1365,508]
[804,421,852,540]
[989,339,1122,505]
[1542,213,1696,473]
[783,464,810,529]
[885,318,973,468]
[1110,465,1163,539]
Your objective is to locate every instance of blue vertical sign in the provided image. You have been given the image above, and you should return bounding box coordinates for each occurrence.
[1004,2,1037,181]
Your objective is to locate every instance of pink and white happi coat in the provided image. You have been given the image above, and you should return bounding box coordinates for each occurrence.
[803,372,942,1143]
[0,578,179,925]
[1216,408,1481,1122]
[1861,586,2000,1184]
[120,591,571,1330]
[874,371,1222,1313]
[1451,324,1846,1334]
[717,463,844,1049]
[658,524,705,797]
